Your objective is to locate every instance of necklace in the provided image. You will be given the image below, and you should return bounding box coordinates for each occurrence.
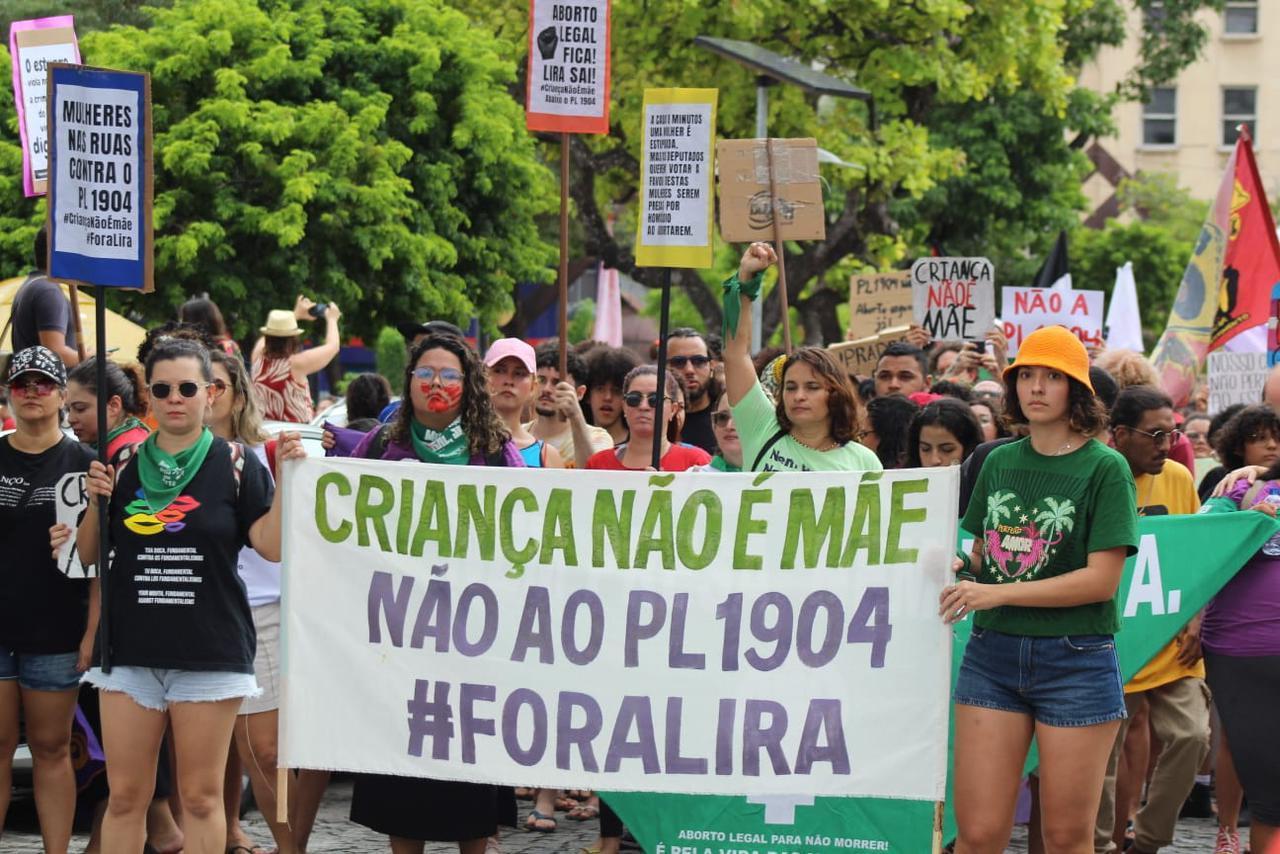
[1054,440,1074,456]
[793,433,838,452]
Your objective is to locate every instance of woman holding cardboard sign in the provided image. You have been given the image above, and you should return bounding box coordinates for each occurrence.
[721,242,881,474]
[940,325,1138,853]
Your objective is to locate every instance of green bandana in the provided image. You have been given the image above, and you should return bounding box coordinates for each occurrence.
[410,418,470,466]
[100,416,146,451]
[709,454,741,473]
[135,427,214,513]
[721,270,764,340]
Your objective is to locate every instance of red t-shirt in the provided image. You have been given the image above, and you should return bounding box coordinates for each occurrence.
[586,443,711,472]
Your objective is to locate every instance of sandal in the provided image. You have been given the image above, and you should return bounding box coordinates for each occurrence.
[555,794,580,811]
[525,809,557,832]
[568,803,600,821]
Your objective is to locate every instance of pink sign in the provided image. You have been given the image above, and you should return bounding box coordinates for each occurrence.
[9,16,81,197]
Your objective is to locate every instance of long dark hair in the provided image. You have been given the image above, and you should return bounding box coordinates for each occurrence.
[776,347,862,445]
[67,357,147,418]
[391,334,509,456]
[905,398,983,467]
[865,394,919,469]
[179,296,230,339]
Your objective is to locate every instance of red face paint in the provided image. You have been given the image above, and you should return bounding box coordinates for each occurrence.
[423,383,463,413]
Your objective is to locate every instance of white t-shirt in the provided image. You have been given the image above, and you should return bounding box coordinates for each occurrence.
[237,444,281,607]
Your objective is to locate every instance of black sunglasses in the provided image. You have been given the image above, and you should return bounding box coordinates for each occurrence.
[623,391,672,409]
[668,355,710,369]
[149,381,207,400]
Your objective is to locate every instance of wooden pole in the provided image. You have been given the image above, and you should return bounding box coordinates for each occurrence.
[765,138,793,353]
[652,268,672,471]
[277,766,290,824]
[932,800,944,854]
[558,133,571,378]
[94,287,112,672]
[69,284,86,362]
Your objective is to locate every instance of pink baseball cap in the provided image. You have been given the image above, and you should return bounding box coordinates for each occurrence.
[484,338,536,372]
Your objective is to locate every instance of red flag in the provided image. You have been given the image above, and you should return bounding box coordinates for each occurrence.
[1211,125,1280,350]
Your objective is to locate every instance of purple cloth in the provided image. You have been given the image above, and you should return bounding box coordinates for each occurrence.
[347,423,526,468]
[1202,479,1280,656]
[324,421,367,457]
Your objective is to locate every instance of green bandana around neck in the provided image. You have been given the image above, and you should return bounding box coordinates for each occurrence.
[709,454,741,473]
[410,417,470,465]
[101,416,146,451]
[135,427,214,513]
[721,270,764,340]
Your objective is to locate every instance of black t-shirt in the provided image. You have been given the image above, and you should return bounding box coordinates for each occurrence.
[0,435,95,653]
[11,273,77,353]
[105,438,273,672]
[959,436,1018,518]
[681,405,718,455]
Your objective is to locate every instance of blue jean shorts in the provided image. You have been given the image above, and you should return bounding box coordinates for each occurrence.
[83,666,259,712]
[0,645,81,692]
[954,626,1126,727]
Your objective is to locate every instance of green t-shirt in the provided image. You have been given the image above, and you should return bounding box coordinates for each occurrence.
[732,381,883,473]
[960,436,1138,636]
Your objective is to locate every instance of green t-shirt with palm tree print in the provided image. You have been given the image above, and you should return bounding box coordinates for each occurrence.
[960,436,1138,636]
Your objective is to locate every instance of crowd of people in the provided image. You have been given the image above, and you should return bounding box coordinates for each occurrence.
[1,237,1277,854]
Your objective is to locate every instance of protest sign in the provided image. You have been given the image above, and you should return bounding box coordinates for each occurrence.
[525,0,610,134]
[827,325,911,379]
[47,65,153,291]
[848,271,912,340]
[635,89,717,269]
[1207,350,1269,414]
[717,138,825,244]
[9,16,80,197]
[1001,286,1103,356]
[606,509,1280,854]
[53,471,90,578]
[281,461,955,813]
[911,257,995,342]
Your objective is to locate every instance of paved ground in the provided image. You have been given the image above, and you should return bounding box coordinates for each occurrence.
[1,780,1240,852]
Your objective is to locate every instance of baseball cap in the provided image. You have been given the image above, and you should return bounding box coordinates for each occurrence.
[1003,326,1093,392]
[7,346,67,386]
[484,338,536,372]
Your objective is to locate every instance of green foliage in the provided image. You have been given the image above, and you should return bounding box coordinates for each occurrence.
[0,0,556,339]
[374,325,406,383]
[567,298,596,344]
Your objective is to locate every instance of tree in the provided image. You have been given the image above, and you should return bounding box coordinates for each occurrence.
[0,0,557,340]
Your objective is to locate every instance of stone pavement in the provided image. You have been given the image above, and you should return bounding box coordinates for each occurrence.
[2,780,1239,852]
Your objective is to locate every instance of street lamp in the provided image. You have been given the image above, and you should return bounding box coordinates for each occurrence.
[694,36,872,351]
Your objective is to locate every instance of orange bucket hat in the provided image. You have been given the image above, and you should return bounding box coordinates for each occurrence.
[1002,325,1094,392]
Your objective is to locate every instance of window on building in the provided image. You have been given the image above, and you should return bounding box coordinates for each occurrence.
[1223,87,1257,146]
[1224,1,1259,35]
[1142,87,1177,146]
[1144,1,1166,33]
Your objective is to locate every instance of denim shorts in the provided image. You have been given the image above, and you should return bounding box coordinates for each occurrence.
[83,665,260,712]
[954,626,1126,727]
[0,646,81,691]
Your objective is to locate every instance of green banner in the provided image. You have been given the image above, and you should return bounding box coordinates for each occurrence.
[605,510,1278,853]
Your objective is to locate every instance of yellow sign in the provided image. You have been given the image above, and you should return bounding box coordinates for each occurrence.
[634,88,717,268]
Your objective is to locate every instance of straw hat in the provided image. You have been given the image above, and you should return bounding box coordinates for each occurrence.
[260,310,303,337]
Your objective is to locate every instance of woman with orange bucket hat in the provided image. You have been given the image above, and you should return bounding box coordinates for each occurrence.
[940,325,1139,853]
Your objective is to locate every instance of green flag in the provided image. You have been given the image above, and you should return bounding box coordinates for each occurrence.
[606,510,1278,853]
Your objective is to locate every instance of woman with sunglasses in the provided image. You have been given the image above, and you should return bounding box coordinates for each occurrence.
[73,339,305,854]
[0,347,96,853]
[722,243,881,474]
[940,326,1138,853]
[346,332,523,854]
[585,366,711,471]
[65,357,150,467]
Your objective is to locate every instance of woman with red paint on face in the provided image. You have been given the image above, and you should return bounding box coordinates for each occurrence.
[347,333,524,854]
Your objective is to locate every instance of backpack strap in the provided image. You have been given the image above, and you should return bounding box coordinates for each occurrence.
[227,441,246,499]
[750,430,787,471]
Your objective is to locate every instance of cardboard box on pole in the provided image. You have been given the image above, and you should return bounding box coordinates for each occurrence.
[716,138,825,243]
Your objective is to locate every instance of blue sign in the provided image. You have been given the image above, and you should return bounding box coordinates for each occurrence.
[47,64,151,290]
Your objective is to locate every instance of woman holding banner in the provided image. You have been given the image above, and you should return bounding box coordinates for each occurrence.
[940,325,1138,853]
[74,339,305,854]
[721,242,881,473]
[347,332,523,854]
[0,347,96,854]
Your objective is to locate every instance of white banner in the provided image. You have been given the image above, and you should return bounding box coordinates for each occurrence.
[1207,350,1269,414]
[280,461,955,799]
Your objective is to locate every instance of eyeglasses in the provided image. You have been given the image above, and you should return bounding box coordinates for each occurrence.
[711,411,734,426]
[623,391,673,409]
[1246,432,1279,445]
[412,367,464,386]
[8,378,58,396]
[211,378,229,395]
[1128,427,1182,447]
[668,355,710,369]
[149,381,208,400]
[1185,430,1205,441]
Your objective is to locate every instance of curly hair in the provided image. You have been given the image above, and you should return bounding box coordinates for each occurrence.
[905,398,983,467]
[1093,349,1160,390]
[391,334,509,456]
[209,350,269,446]
[775,347,862,445]
[865,394,920,469]
[1213,404,1280,471]
[1003,373,1108,436]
